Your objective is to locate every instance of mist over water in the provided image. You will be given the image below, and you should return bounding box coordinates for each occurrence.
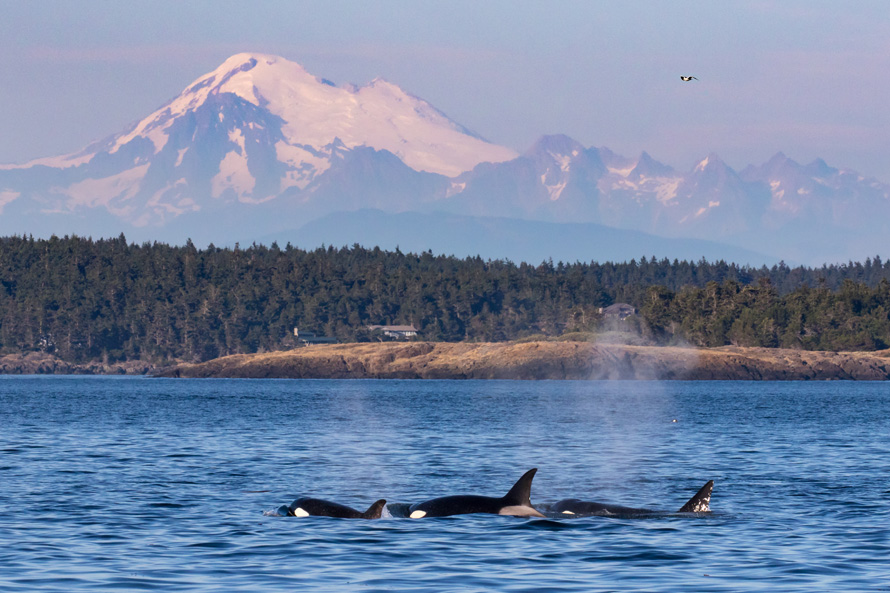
[1,377,888,591]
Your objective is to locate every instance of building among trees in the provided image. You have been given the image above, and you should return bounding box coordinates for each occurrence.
[599,303,636,320]
[293,328,337,346]
[366,325,419,339]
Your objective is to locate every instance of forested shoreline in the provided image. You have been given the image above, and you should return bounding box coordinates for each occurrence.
[2,234,890,365]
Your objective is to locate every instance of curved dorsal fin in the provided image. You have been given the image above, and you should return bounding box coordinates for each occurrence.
[362,499,387,519]
[677,480,713,513]
[503,468,538,506]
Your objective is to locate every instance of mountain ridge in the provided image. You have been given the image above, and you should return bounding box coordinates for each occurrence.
[1,53,888,265]
[263,209,778,266]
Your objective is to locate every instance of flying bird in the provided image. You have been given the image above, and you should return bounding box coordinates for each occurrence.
[680,76,698,82]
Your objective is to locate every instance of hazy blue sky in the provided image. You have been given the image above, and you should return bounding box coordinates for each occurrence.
[2,0,888,178]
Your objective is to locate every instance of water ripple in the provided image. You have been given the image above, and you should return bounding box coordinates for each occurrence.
[1,377,889,591]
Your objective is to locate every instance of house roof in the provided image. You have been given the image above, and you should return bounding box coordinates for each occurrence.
[367,325,418,332]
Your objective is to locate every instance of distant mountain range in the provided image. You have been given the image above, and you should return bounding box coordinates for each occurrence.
[267,210,776,266]
[1,53,887,265]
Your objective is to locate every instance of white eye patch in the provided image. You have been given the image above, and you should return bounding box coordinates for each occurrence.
[409,510,427,519]
[294,507,310,517]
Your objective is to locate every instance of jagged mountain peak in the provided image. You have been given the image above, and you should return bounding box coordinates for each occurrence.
[693,153,722,172]
[741,153,843,184]
[598,146,636,173]
[522,135,589,181]
[804,157,836,177]
[764,152,799,171]
[741,152,799,180]
[525,134,586,158]
[630,151,675,178]
[689,154,743,182]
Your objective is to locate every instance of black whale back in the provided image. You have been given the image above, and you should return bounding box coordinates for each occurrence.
[503,468,537,507]
[551,480,715,517]
[289,497,387,519]
[361,499,388,519]
[408,468,540,517]
[676,480,713,513]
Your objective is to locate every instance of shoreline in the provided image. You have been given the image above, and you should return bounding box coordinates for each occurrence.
[155,341,890,381]
[0,352,154,376]
[6,342,890,380]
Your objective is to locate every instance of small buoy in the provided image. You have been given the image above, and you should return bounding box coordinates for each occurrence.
[671,419,678,423]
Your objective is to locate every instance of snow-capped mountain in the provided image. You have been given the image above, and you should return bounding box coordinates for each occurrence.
[444,137,775,235]
[0,53,514,230]
[434,135,606,221]
[740,152,890,232]
[1,53,889,265]
[433,136,890,263]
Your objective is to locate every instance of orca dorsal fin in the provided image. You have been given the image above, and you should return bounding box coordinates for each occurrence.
[677,480,713,513]
[503,468,538,506]
[362,499,387,519]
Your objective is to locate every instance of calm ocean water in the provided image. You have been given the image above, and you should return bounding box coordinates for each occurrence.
[1,376,889,592]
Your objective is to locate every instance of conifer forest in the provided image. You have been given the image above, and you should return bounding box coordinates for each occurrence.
[3,235,890,364]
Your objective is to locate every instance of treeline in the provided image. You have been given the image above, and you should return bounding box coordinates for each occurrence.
[2,234,890,363]
[637,278,890,351]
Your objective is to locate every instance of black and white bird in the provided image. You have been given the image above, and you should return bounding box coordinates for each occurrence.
[680,76,698,82]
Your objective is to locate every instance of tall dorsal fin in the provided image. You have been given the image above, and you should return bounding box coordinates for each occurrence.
[677,480,713,513]
[362,499,387,519]
[502,468,538,506]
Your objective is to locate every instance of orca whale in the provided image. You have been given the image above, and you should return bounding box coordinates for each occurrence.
[408,468,545,518]
[286,497,387,519]
[551,480,713,517]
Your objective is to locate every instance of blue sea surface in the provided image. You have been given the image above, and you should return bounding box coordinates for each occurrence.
[1,377,889,591]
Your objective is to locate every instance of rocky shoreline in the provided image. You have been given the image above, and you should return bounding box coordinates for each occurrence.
[0,352,155,375]
[156,341,890,381]
[5,342,890,380]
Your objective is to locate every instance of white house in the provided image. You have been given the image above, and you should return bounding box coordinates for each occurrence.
[366,324,419,339]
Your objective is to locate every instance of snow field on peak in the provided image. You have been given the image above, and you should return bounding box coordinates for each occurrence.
[110,53,517,178]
